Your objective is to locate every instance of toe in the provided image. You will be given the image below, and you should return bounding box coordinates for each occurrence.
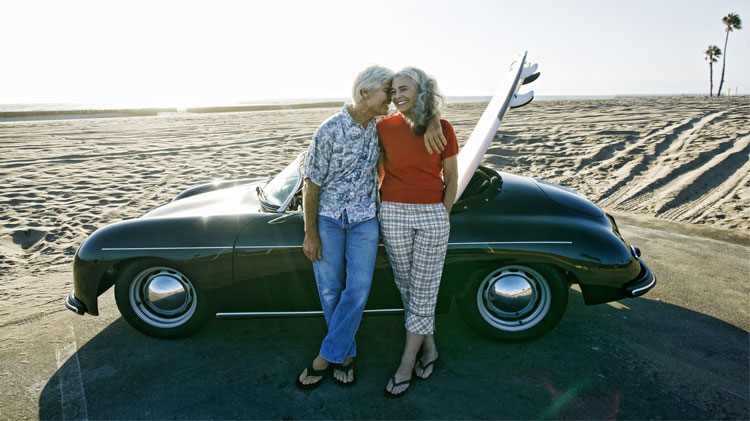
[417,365,431,379]
[416,358,435,379]
[415,365,425,378]
[299,369,322,386]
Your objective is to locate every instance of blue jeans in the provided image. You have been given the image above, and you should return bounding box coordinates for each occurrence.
[313,211,379,363]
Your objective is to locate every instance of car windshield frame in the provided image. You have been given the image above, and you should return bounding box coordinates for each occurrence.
[258,152,305,212]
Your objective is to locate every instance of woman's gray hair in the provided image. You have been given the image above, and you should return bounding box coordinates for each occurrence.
[395,67,445,135]
[352,65,394,104]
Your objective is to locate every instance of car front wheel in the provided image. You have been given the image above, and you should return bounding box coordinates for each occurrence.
[114,260,211,338]
[457,264,568,341]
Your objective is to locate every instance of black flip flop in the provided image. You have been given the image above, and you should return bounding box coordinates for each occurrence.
[384,375,411,398]
[296,364,330,390]
[414,357,439,380]
[332,360,356,387]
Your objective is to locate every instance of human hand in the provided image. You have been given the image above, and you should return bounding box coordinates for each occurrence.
[303,233,322,262]
[423,121,446,155]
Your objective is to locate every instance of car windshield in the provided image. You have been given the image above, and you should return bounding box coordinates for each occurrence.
[259,153,304,212]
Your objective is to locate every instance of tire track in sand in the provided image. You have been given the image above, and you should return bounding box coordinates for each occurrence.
[657,135,750,223]
[596,111,727,208]
[601,111,730,209]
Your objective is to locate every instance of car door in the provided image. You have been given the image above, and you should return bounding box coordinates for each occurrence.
[232,212,320,313]
[231,211,403,314]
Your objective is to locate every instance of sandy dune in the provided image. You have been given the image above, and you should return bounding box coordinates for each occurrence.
[0,97,748,325]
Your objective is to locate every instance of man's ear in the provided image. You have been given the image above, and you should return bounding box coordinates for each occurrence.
[361,89,368,100]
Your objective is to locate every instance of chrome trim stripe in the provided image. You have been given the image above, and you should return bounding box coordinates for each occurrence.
[238,241,572,249]
[238,244,385,249]
[631,275,657,295]
[236,245,302,250]
[448,241,573,245]
[216,311,325,317]
[216,308,404,318]
[104,241,572,252]
[102,247,230,251]
[362,308,405,314]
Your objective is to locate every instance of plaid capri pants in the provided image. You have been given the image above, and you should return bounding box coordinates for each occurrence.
[379,201,450,335]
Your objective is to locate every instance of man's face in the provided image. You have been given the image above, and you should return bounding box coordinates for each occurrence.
[363,82,392,116]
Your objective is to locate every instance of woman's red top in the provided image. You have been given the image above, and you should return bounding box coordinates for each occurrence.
[377,114,459,204]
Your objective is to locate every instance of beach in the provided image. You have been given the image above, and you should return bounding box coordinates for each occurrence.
[1,96,749,327]
[1,96,749,419]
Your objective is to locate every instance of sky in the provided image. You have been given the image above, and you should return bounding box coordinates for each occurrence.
[1,0,748,106]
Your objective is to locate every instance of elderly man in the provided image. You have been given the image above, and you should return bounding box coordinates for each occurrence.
[297,66,446,389]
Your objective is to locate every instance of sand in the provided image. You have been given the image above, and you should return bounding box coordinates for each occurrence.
[0,96,748,327]
[484,97,750,230]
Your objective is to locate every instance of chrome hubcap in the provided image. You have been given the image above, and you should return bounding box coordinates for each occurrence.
[129,267,197,328]
[476,265,551,332]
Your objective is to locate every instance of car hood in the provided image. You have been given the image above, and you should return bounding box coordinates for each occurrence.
[142,182,263,218]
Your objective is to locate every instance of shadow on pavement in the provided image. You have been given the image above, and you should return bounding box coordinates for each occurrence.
[41,290,748,420]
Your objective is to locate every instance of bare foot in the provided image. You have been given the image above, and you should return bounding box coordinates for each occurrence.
[333,357,355,384]
[415,351,438,379]
[298,355,329,386]
[385,358,414,395]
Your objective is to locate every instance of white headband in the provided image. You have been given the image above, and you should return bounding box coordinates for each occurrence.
[399,69,421,84]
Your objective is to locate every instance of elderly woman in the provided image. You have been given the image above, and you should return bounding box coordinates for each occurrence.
[377,67,458,397]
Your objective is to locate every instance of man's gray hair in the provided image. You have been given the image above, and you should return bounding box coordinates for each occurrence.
[352,65,394,104]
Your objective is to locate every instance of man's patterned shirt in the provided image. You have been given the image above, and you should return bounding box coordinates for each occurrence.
[304,106,380,223]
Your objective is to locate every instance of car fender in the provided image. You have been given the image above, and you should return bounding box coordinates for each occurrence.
[73,214,257,315]
[444,175,641,305]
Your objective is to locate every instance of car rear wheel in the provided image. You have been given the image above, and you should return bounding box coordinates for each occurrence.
[114,259,211,338]
[457,264,568,341]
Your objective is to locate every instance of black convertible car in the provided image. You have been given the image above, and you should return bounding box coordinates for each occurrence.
[66,150,656,341]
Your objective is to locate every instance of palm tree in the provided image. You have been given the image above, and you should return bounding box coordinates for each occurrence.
[717,13,742,97]
[704,45,722,97]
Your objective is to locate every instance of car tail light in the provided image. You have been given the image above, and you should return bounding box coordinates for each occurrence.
[630,246,641,257]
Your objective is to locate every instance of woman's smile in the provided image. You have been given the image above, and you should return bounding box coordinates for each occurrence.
[391,75,417,115]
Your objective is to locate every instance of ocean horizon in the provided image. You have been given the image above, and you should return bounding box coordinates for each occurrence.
[0,95,631,114]
[0,94,729,117]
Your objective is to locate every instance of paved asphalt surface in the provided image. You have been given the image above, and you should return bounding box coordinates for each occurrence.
[1,213,748,420]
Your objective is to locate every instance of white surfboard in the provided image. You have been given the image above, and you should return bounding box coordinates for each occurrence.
[455,51,538,200]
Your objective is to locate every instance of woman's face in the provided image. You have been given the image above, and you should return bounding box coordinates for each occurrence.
[391,75,418,115]
[362,82,393,116]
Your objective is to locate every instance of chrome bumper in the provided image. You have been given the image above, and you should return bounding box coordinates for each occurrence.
[624,259,656,297]
[65,290,87,315]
